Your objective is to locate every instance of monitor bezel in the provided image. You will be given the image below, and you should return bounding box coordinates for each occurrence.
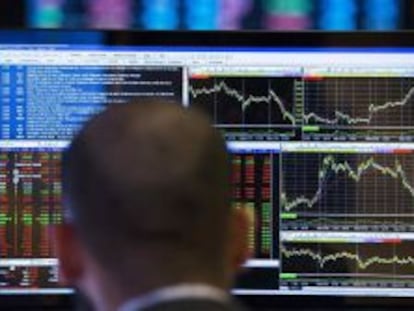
[2,29,414,309]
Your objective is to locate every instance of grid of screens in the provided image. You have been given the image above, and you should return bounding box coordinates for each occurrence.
[2,32,414,298]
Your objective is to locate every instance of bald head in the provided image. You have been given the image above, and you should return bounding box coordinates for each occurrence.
[62,100,231,277]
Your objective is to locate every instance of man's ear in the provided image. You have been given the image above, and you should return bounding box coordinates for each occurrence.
[52,223,84,286]
[229,207,250,271]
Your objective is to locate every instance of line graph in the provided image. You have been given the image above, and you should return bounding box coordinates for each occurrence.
[305,85,414,125]
[280,152,414,230]
[281,242,414,275]
[303,77,414,141]
[190,79,296,124]
[189,77,300,139]
[282,245,414,270]
[281,155,414,211]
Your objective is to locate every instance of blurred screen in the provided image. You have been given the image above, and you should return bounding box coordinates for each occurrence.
[25,0,405,30]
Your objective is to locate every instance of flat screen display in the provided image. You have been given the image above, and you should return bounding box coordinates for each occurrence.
[2,30,414,303]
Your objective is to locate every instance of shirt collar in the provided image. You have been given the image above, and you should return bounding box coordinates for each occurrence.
[118,283,230,311]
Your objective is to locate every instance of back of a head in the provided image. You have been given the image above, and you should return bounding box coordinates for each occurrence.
[62,100,231,283]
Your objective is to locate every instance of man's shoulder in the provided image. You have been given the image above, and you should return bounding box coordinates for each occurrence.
[141,298,246,311]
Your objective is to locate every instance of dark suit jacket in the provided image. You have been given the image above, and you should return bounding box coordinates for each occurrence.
[139,298,246,311]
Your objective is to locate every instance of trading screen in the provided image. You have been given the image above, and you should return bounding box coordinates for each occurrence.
[2,43,414,297]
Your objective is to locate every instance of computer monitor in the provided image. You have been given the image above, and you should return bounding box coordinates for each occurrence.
[2,30,414,309]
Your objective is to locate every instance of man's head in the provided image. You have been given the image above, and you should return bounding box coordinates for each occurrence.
[54,100,248,309]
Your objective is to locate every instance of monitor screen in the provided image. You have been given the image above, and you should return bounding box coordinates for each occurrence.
[1,30,414,305]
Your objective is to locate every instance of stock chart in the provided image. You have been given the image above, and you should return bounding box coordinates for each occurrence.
[303,77,414,141]
[189,76,301,140]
